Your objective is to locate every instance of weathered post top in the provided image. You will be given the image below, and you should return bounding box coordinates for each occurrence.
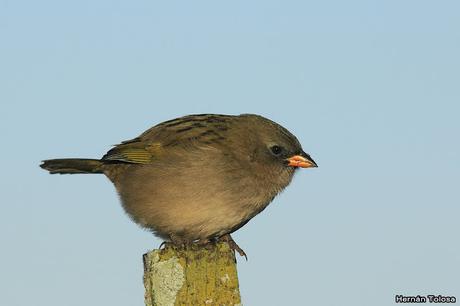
[143,241,242,306]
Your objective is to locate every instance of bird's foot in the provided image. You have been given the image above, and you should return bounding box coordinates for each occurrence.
[158,240,180,250]
[161,234,190,250]
[219,234,247,260]
[163,234,210,251]
[161,234,247,260]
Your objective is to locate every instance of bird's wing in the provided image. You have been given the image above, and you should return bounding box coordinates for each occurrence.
[101,139,163,164]
[102,114,235,164]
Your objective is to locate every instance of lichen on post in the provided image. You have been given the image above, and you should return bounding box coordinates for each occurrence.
[143,241,242,306]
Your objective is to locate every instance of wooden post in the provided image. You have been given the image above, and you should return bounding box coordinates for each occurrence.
[143,241,242,306]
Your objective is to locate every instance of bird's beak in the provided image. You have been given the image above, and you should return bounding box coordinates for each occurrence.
[287,152,318,168]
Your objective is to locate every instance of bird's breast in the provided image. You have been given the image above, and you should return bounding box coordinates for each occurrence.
[108,154,294,240]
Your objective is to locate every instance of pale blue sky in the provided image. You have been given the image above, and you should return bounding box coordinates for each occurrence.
[1,1,459,305]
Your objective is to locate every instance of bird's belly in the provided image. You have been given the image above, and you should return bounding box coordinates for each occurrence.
[120,192,266,241]
[112,163,280,241]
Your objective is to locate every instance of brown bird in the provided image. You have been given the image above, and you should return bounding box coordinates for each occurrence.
[40,114,317,257]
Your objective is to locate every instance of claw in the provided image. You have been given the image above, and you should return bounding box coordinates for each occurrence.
[219,234,248,260]
[158,241,167,249]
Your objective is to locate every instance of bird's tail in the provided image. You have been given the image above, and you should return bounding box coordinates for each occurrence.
[40,158,104,174]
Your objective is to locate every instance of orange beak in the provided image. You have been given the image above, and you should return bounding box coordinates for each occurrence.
[287,154,318,168]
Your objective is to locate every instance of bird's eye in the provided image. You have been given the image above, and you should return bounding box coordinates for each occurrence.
[270,145,283,156]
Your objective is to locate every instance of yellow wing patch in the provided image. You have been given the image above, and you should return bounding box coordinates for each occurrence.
[102,142,163,164]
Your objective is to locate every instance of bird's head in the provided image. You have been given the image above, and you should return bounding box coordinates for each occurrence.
[238,114,317,175]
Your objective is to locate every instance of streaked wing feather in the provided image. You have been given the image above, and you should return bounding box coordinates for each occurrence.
[102,114,235,164]
[102,141,157,164]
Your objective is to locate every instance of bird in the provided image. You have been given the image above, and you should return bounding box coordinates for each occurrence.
[40,114,317,257]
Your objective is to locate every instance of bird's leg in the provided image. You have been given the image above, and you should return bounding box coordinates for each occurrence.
[219,234,247,260]
[195,238,213,246]
[168,233,189,249]
[194,238,216,251]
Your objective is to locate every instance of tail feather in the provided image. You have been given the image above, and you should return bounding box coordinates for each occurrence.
[40,158,104,174]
